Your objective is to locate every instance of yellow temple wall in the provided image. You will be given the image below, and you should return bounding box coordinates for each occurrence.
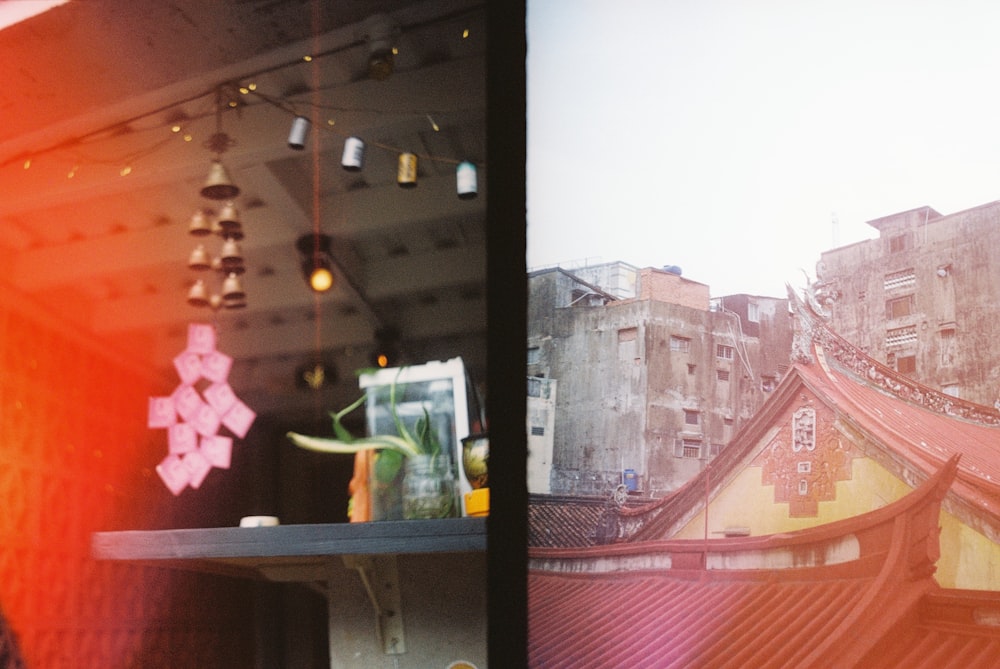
[672,455,1000,590]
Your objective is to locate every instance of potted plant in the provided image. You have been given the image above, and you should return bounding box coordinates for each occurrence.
[287,373,457,521]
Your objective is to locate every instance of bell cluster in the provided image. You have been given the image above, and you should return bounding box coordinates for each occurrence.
[186,160,247,310]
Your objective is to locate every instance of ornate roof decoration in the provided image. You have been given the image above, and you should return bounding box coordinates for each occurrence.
[790,281,1000,426]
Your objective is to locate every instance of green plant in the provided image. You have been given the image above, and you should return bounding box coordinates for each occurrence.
[286,372,443,486]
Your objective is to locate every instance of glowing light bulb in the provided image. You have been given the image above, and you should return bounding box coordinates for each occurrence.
[310,267,334,292]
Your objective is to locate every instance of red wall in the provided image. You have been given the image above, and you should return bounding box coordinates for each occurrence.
[0,293,254,667]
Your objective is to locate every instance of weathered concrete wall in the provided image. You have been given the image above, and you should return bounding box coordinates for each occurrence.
[529,267,792,498]
[820,200,1000,404]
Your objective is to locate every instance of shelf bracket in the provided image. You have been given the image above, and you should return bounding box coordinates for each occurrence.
[343,554,405,655]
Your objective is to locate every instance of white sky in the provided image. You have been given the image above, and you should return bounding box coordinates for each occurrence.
[527,1,1000,297]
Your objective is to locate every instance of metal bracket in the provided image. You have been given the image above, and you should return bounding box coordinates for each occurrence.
[343,554,406,655]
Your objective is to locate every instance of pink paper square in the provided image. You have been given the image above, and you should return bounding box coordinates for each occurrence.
[183,450,213,489]
[203,382,237,415]
[223,400,256,439]
[156,454,190,496]
[172,385,203,422]
[173,351,203,386]
[187,323,216,355]
[201,351,232,383]
[147,396,176,429]
[191,402,222,438]
[168,422,198,455]
[200,435,233,469]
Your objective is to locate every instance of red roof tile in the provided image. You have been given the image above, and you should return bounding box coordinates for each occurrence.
[529,459,1000,668]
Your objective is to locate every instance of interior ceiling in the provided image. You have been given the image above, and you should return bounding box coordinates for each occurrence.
[0,0,488,424]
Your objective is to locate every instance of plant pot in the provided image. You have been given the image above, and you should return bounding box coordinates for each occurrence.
[402,454,458,519]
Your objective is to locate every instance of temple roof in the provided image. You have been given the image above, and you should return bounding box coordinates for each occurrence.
[529,458,1000,668]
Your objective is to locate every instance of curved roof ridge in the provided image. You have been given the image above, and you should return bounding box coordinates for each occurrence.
[530,456,958,578]
[790,283,1000,426]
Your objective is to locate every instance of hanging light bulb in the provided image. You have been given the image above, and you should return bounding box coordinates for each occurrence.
[309,260,334,292]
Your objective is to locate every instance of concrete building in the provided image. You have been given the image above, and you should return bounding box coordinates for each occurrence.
[528,263,793,498]
[528,292,1000,667]
[816,200,1000,405]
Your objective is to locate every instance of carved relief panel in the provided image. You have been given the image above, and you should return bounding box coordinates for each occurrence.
[752,402,859,517]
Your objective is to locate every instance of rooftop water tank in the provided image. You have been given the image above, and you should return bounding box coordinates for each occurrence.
[663,265,682,276]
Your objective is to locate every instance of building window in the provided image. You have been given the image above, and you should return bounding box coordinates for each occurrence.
[886,325,917,347]
[897,355,916,374]
[888,233,910,254]
[710,443,722,457]
[717,369,730,382]
[675,438,703,459]
[761,374,777,392]
[716,344,734,360]
[687,363,697,375]
[684,410,699,425]
[885,294,915,320]
[670,336,691,353]
[530,425,545,436]
[747,302,760,323]
[723,416,734,426]
[884,269,916,291]
[940,328,955,367]
[527,347,540,365]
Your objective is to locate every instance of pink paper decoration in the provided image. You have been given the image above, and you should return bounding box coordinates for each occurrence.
[168,422,198,455]
[147,396,176,429]
[148,323,257,494]
[183,451,213,489]
[201,351,232,383]
[222,400,256,439]
[187,322,216,355]
[173,351,203,386]
[200,435,233,469]
[173,384,204,423]
[204,382,237,415]
[156,454,191,496]
[191,403,222,438]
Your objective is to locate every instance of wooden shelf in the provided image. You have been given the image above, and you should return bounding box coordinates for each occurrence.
[91,517,486,582]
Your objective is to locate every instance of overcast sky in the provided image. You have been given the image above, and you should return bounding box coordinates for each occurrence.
[526,1,1000,296]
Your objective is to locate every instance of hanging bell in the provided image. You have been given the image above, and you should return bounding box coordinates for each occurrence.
[221,272,245,300]
[217,201,241,233]
[188,244,211,270]
[223,295,247,309]
[188,210,212,236]
[220,238,243,272]
[200,160,240,200]
[187,279,210,307]
[221,221,244,241]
